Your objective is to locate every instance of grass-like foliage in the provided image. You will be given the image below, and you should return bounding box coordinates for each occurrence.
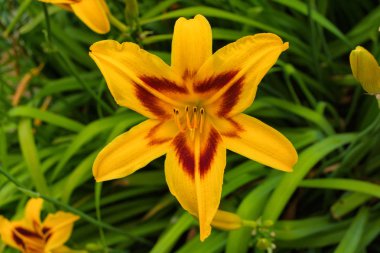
[1,0,380,252]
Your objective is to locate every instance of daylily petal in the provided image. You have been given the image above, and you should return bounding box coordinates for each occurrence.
[0,216,24,251]
[165,122,225,241]
[24,198,43,229]
[43,212,79,252]
[39,0,78,3]
[214,113,297,172]
[211,210,243,230]
[94,119,177,182]
[70,0,110,34]
[195,33,288,117]
[171,14,212,80]
[90,40,186,119]
[350,46,380,94]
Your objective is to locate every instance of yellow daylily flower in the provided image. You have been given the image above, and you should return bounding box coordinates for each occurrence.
[90,15,298,241]
[350,46,380,95]
[39,0,110,34]
[0,198,79,253]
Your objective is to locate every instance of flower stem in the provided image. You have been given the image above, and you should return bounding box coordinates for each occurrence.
[109,14,129,33]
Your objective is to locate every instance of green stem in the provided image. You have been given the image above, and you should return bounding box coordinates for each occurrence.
[3,0,33,37]
[109,14,129,33]
[42,3,52,45]
[95,183,109,253]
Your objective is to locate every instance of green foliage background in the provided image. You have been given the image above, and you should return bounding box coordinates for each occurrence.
[1,0,380,252]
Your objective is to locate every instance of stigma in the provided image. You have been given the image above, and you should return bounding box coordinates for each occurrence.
[173,106,205,134]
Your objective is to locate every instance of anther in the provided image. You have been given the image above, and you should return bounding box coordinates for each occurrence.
[199,108,205,133]
[173,108,184,132]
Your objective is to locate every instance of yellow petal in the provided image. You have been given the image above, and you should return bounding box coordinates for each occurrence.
[0,216,24,251]
[24,198,43,228]
[214,113,297,172]
[94,119,177,182]
[90,40,186,119]
[195,33,288,117]
[70,0,110,34]
[211,210,242,230]
[350,46,380,94]
[39,0,78,3]
[171,15,212,80]
[43,212,79,251]
[165,121,226,241]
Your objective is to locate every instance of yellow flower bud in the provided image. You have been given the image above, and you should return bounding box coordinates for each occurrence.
[350,46,380,94]
[211,210,243,230]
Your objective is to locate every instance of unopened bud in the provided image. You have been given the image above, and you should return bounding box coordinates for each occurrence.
[350,46,380,95]
[256,238,271,250]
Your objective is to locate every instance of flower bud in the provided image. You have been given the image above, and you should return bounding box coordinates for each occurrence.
[256,238,271,250]
[211,210,243,230]
[350,46,380,94]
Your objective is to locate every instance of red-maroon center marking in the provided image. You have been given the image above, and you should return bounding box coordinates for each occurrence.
[140,76,187,94]
[221,118,244,138]
[218,76,245,117]
[42,227,50,235]
[194,71,239,93]
[12,232,25,249]
[199,128,221,177]
[15,227,41,239]
[135,84,169,118]
[173,134,195,178]
[146,122,173,146]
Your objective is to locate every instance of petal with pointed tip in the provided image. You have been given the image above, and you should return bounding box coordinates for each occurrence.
[171,15,212,80]
[43,212,79,251]
[70,0,110,34]
[94,119,177,182]
[25,198,43,228]
[195,33,288,117]
[214,113,297,172]
[165,122,225,241]
[0,216,24,251]
[90,40,186,119]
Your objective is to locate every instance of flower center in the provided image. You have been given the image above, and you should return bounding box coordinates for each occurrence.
[173,106,205,135]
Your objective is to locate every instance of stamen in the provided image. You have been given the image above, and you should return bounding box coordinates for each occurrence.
[186,106,192,129]
[173,108,184,132]
[199,108,205,133]
[192,107,198,129]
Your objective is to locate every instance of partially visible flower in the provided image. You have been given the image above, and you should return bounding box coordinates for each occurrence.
[0,198,79,253]
[39,0,110,34]
[350,46,380,95]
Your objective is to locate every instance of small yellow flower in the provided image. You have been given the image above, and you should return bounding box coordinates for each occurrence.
[0,198,79,253]
[350,46,380,95]
[39,0,110,34]
[90,15,297,241]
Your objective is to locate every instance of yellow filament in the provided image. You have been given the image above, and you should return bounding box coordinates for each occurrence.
[173,109,184,132]
[192,107,198,129]
[186,106,192,129]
